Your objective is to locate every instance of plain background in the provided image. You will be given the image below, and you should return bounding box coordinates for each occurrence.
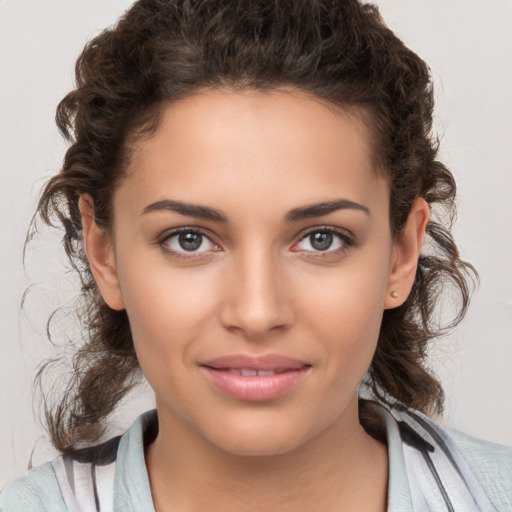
[1,0,511,486]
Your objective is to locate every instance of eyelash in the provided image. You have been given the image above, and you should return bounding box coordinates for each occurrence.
[157,227,219,260]
[157,226,355,260]
[293,226,355,257]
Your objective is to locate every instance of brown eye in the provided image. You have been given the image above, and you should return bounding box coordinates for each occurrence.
[179,232,203,251]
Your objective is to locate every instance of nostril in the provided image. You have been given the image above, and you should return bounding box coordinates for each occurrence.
[218,262,295,337]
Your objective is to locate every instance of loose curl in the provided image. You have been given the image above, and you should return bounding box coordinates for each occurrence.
[33,0,476,452]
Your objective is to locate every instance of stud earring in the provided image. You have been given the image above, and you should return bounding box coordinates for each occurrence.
[390,290,399,299]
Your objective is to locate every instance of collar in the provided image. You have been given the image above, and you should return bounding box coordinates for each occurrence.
[111,401,496,512]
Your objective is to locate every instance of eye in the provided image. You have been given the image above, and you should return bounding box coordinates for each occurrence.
[160,228,219,255]
[293,228,353,253]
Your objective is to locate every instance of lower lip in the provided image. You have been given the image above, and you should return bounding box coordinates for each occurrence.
[200,367,310,401]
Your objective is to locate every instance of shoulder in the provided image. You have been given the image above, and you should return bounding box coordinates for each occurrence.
[445,424,512,467]
[0,435,121,512]
[0,462,66,512]
[0,412,155,512]
[393,402,512,511]
[1,435,122,512]
[444,424,512,508]
[364,398,512,511]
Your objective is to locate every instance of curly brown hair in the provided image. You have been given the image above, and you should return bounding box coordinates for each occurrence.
[33,0,476,452]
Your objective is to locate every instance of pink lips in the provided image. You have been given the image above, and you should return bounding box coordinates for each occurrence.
[200,354,310,401]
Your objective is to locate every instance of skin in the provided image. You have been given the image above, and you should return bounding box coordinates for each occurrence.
[80,88,429,511]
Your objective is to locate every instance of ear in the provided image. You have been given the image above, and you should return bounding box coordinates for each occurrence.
[384,198,429,309]
[79,195,125,311]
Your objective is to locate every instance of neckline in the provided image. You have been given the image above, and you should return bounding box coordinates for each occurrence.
[112,401,414,512]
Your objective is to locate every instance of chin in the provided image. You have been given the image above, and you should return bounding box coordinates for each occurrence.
[213,433,305,458]
[199,412,319,458]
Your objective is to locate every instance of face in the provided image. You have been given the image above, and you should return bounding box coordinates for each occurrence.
[89,89,410,456]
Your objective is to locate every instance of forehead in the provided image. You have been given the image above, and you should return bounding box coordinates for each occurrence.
[119,88,388,219]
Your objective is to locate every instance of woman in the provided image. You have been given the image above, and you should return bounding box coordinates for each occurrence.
[1,0,511,510]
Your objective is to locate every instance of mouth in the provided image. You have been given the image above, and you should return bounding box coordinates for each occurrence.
[221,369,290,376]
[199,354,311,401]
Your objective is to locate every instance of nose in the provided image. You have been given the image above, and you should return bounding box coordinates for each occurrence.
[219,248,295,339]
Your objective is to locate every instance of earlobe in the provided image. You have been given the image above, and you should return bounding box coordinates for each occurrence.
[384,198,429,309]
[79,195,125,311]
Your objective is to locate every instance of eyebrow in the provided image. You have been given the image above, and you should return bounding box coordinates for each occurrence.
[142,200,228,222]
[141,198,370,223]
[284,199,370,222]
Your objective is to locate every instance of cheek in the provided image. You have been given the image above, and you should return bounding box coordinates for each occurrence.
[119,257,216,327]
[115,252,222,374]
[298,258,389,373]
[117,263,221,404]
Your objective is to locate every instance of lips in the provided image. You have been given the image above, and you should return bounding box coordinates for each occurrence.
[199,354,311,401]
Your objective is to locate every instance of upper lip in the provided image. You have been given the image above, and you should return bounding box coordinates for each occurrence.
[200,354,309,371]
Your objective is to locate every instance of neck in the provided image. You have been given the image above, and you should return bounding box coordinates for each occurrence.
[145,398,388,512]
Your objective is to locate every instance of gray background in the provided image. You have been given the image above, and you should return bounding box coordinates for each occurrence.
[1,0,511,485]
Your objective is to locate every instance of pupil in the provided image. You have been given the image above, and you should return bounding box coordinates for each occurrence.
[311,232,332,251]
[179,232,202,251]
